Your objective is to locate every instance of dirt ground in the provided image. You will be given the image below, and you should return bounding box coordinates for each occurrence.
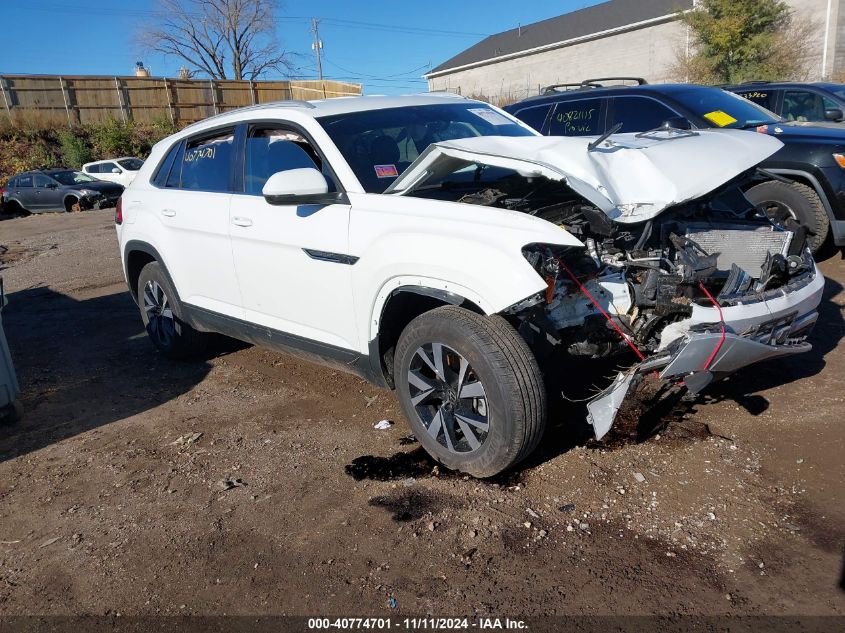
[0,209,843,621]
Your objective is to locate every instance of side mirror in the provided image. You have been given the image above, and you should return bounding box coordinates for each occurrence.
[262,167,344,205]
[824,108,843,122]
[661,116,692,130]
[111,167,121,174]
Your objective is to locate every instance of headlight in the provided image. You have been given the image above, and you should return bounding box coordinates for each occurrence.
[78,189,101,197]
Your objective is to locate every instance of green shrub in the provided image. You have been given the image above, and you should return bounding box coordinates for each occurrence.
[58,129,92,169]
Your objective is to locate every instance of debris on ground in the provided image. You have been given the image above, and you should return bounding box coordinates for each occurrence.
[373,420,393,430]
[217,478,247,491]
[171,432,203,447]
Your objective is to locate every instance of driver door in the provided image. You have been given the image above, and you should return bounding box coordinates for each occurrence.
[229,123,358,351]
[33,174,63,211]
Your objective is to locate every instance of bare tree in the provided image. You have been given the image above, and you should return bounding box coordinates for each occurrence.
[141,0,294,80]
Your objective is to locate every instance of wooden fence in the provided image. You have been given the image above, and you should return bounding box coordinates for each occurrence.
[0,75,362,126]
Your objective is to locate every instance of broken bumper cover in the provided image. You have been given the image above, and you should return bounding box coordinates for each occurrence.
[588,264,826,439]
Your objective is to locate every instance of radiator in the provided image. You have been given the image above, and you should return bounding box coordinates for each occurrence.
[682,223,793,278]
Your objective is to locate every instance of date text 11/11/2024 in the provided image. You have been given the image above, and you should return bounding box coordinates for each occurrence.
[306,617,528,629]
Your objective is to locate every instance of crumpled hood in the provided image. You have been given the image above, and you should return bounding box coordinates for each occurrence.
[386,130,784,223]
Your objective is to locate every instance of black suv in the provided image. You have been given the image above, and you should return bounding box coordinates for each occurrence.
[727,81,845,125]
[505,79,845,254]
[3,169,123,214]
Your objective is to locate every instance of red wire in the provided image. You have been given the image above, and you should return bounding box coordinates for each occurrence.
[557,259,647,361]
[697,282,726,370]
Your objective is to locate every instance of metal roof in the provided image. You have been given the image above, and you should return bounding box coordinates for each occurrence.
[426,0,694,77]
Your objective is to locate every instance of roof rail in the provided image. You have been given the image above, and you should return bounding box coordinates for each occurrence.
[422,90,468,99]
[542,77,647,94]
[740,80,771,85]
[181,99,316,130]
[581,77,648,87]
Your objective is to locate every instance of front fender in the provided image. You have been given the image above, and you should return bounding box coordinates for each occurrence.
[349,194,583,350]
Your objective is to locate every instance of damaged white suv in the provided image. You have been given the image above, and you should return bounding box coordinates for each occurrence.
[116,94,824,477]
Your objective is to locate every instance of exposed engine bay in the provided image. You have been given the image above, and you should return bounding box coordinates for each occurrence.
[393,133,823,439]
[412,167,815,361]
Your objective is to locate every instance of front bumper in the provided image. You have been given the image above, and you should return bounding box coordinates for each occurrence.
[587,263,825,439]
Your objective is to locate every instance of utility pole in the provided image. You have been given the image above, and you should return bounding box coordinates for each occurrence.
[311,18,323,80]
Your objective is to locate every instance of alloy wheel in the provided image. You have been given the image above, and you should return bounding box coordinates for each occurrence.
[143,280,177,346]
[407,342,489,454]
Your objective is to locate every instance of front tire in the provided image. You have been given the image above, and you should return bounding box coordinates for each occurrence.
[136,261,206,359]
[746,180,829,254]
[394,306,546,478]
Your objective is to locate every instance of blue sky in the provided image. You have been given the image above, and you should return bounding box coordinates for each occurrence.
[0,0,603,94]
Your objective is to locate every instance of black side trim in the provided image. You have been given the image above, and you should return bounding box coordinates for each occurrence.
[302,249,359,265]
[182,304,387,387]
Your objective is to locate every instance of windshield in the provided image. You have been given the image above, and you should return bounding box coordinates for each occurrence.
[318,102,535,193]
[50,170,97,185]
[671,87,781,128]
[822,84,845,100]
[118,158,144,170]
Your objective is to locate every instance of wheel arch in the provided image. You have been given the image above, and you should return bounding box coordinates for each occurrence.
[756,168,834,222]
[62,193,80,211]
[369,282,486,389]
[123,240,182,306]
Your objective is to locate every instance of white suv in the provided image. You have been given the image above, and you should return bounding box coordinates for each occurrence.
[115,94,824,477]
[83,157,144,188]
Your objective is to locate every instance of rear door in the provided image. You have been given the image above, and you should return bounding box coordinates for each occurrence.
[546,97,607,137]
[142,127,243,318]
[12,175,35,210]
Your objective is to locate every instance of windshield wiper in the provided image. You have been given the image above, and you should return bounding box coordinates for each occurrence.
[588,122,624,151]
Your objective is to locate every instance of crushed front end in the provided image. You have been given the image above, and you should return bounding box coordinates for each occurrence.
[512,178,824,439]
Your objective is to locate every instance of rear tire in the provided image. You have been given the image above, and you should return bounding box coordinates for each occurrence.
[393,306,546,478]
[136,261,206,359]
[746,180,829,254]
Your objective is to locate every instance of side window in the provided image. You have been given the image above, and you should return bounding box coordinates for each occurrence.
[782,90,834,122]
[243,125,336,195]
[180,128,235,192]
[33,174,52,188]
[735,89,777,111]
[85,164,98,174]
[513,104,553,132]
[17,176,32,188]
[548,98,603,136]
[610,96,678,133]
[106,162,121,173]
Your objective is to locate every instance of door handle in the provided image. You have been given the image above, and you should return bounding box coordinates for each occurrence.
[232,216,253,227]
[161,209,176,217]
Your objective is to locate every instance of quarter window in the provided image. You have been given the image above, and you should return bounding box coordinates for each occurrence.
[152,142,182,188]
[548,99,603,136]
[243,125,335,195]
[610,96,678,133]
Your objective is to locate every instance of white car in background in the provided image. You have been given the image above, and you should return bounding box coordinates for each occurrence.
[115,94,823,477]
[83,157,144,187]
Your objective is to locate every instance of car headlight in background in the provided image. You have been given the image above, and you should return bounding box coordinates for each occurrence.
[78,189,102,197]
